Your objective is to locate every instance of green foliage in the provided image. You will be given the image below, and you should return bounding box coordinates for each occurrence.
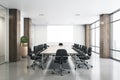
[20,36,28,43]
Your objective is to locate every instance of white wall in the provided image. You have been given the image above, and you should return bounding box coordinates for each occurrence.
[32,25,85,46]
[34,25,47,46]
[73,25,85,45]
[20,15,24,37]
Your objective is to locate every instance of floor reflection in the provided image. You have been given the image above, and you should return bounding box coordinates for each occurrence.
[0,53,120,80]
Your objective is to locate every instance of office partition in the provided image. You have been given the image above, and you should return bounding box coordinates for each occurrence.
[0,6,7,64]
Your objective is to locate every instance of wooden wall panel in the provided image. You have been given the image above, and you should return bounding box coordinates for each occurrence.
[100,14,110,58]
[24,18,31,48]
[85,24,91,48]
[9,9,20,62]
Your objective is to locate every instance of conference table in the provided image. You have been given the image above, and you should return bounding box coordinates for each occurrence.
[41,45,78,69]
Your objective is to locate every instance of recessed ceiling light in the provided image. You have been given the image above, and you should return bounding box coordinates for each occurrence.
[75,14,80,16]
[39,14,44,16]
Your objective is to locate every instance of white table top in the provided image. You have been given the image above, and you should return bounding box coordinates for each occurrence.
[41,45,78,55]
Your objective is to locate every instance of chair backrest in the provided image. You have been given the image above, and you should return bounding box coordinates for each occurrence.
[81,46,84,51]
[44,43,47,49]
[55,49,68,61]
[34,46,39,54]
[79,45,81,49]
[38,44,44,51]
[28,47,32,56]
[28,47,36,60]
[84,46,87,53]
[87,47,92,56]
[59,43,63,46]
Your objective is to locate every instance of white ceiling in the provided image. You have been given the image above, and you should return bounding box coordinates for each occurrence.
[0,0,120,25]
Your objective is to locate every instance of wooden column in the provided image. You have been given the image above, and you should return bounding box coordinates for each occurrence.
[100,14,110,58]
[24,18,31,48]
[9,9,20,62]
[85,24,91,48]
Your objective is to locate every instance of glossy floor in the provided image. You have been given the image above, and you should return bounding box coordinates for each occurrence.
[0,53,120,80]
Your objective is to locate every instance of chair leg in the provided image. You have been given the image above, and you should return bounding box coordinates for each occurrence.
[52,61,70,76]
[60,64,63,76]
[84,62,89,69]
[27,60,42,70]
[84,61,93,69]
[27,62,36,70]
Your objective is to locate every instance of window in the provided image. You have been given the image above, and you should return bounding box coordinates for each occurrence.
[90,21,100,53]
[47,25,73,42]
[111,10,120,60]
[33,25,85,46]
[91,29,95,46]
[112,11,120,21]
[96,27,100,47]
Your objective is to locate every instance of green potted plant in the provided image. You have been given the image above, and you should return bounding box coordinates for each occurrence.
[20,36,28,58]
[20,36,28,46]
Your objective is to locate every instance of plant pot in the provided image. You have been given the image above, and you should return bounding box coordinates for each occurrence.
[20,43,28,46]
[20,43,28,58]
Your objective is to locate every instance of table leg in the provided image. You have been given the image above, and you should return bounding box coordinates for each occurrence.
[42,54,44,70]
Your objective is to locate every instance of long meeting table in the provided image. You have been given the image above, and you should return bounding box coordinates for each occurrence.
[41,45,78,69]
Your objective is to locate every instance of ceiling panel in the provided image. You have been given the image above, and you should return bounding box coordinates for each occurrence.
[0,0,120,25]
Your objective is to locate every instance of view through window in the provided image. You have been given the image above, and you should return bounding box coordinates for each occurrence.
[47,25,73,43]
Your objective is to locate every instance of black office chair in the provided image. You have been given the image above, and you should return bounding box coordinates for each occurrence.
[52,49,70,76]
[85,47,93,68]
[72,43,80,52]
[44,43,47,49]
[59,43,63,46]
[27,47,42,70]
[77,47,93,69]
[87,47,92,56]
